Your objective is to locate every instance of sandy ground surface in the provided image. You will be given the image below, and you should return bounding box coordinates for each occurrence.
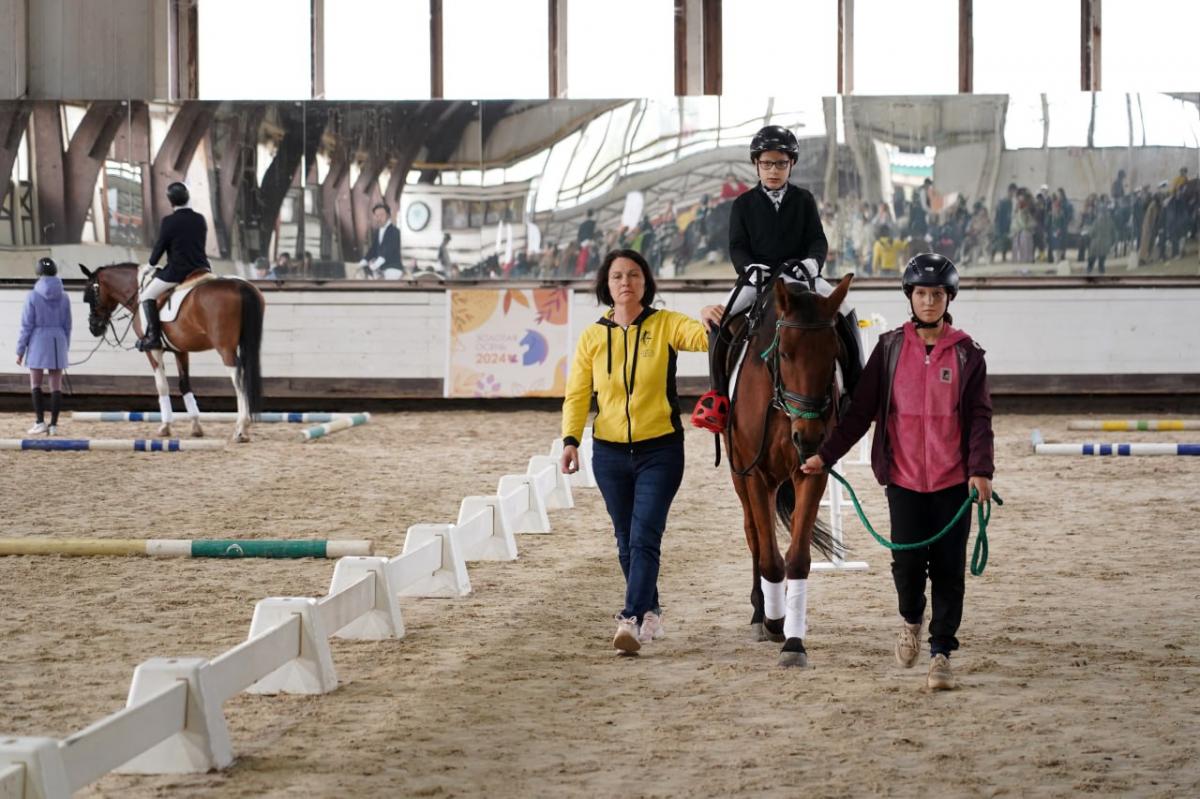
[1,410,1197,798]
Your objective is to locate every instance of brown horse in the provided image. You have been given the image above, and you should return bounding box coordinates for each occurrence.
[722,274,853,668]
[79,263,264,442]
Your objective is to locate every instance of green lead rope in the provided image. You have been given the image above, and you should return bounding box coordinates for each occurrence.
[827,471,1002,576]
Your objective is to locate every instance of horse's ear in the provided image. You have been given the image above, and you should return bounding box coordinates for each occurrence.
[822,274,853,315]
[79,265,92,278]
[774,278,791,313]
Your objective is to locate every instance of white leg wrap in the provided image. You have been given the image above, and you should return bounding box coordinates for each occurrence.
[157,393,174,423]
[784,579,808,640]
[761,577,785,620]
[183,392,200,418]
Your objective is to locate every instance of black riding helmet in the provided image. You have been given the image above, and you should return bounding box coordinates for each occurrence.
[36,257,57,276]
[166,181,190,207]
[902,252,959,299]
[750,125,799,163]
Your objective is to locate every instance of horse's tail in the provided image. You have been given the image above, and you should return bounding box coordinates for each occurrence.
[236,282,264,416]
[775,480,847,563]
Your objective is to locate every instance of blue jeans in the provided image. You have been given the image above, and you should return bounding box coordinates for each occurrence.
[591,438,685,623]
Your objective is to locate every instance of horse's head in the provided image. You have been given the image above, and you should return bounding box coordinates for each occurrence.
[79,263,140,337]
[769,274,853,462]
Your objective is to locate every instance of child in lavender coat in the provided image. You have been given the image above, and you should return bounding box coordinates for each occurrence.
[16,258,72,434]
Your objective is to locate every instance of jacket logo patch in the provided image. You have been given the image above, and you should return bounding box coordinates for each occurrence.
[939,367,952,383]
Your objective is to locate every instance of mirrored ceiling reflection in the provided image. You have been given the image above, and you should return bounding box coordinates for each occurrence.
[0,94,1196,282]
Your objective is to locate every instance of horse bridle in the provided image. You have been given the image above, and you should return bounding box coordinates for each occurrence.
[759,317,837,421]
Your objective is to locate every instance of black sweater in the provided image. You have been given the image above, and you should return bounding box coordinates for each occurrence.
[149,208,211,282]
[727,183,827,276]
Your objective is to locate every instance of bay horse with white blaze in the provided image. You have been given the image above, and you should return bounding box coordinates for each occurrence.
[80,263,264,442]
[720,274,853,668]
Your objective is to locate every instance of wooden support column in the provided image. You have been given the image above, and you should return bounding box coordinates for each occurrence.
[0,102,30,209]
[701,0,720,95]
[30,102,65,243]
[1080,0,1101,91]
[169,0,198,100]
[63,101,125,241]
[674,0,686,96]
[311,0,324,99]
[255,102,309,255]
[430,0,443,99]
[838,0,854,95]
[959,0,973,93]
[549,0,566,98]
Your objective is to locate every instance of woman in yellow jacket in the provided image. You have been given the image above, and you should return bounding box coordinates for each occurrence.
[560,249,722,654]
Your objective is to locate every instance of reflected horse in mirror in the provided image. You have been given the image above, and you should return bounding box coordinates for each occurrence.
[80,263,265,443]
[722,275,853,668]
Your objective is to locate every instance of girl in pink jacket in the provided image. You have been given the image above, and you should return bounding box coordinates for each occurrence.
[802,253,994,691]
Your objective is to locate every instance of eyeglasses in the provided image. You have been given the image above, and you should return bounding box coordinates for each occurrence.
[757,159,791,171]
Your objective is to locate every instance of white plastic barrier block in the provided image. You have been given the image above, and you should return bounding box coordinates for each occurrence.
[528,455,573,510]
[0,763,24,799]
[396,524,471,597]
[498,474,550,534]
[114,658,233,775]
[244,598,338,695]
[327,557,404,640]
[0,738,70,799]
[455,498,518,561]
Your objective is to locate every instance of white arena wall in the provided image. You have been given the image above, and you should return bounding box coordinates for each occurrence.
[0,281,1197,400]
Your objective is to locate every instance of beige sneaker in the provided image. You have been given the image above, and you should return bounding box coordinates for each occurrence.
[613,615,641,654]
[927,653,955,690]
[639,611,664,643]
[895,620,923,668]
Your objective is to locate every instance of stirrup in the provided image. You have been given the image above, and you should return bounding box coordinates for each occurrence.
[691,390,729,433]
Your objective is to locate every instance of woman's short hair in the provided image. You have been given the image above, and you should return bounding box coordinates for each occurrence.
[594,249,656,307]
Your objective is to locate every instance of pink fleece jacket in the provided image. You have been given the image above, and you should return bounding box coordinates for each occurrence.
[886,322,970,493]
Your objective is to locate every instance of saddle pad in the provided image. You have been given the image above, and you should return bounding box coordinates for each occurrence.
[161,273,222,322]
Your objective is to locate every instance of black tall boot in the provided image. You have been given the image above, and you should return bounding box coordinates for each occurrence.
[50,390,62,427]
[31,387,44,424]
[136,300,162,351]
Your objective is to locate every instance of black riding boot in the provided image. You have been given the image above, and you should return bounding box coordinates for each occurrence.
[31,387,44,424]
[50,390,62,427]
[136,300,162,351]
[708,328,730,397]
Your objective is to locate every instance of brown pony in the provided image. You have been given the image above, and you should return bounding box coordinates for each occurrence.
[722,274,852,668]
[79,263,264,442]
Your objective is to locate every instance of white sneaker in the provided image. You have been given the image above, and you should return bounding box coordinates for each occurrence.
[47,425,58,436]
[27,422,47,435]
[639,611,665,643]
[612,615,641,653]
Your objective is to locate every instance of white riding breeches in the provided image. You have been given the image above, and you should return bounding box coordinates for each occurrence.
[141,277,177,301]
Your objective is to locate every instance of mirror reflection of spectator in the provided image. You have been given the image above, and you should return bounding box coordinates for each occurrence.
[252,257,270,280]
[1088,199,1116,274]
[577,209,597,245]
[437,233,455,278]
[991,183,1016,262]
[358,203,400,278]
[274,252,291,279]
[720,172,749,201]
[301,251,313,279]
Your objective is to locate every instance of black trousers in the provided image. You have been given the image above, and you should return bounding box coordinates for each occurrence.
[886,482,971,656]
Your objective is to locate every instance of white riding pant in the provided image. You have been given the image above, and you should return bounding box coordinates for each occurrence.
[141,277,177,301]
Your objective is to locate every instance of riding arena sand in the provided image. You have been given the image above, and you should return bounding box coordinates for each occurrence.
[1,410,1196,798]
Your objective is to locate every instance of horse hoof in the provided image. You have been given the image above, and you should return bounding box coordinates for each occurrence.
[778,638,808,668]
[231,433,250,444]
[751,623,770,642]
[157,425,172,438]
[763,618,786,643]
[191,425,204,438]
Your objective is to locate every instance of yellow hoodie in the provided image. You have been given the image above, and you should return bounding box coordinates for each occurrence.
[562,307,709,448]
